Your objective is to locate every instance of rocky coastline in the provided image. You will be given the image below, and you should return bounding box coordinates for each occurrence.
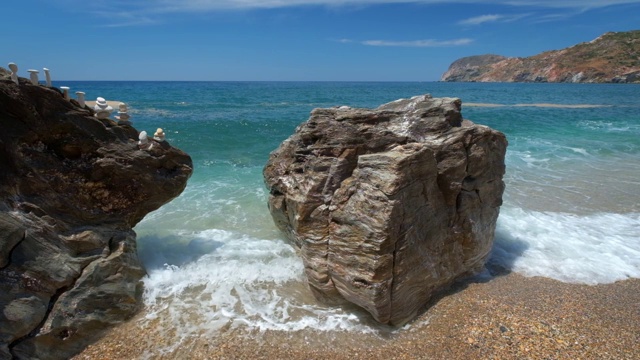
[441,30,640,83]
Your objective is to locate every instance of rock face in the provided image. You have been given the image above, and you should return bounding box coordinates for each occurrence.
[440,54,508,82]
[441,30,640,83]
[264,95,507,325]
[0,70,192,359]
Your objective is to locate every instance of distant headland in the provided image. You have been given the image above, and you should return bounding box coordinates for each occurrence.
[441,30,640,83]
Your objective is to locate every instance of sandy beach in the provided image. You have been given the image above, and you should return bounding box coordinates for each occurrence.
[73,272,640,360]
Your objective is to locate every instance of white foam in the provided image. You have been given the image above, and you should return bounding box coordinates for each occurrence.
[140,229,379,350]
[577,119,640,134]
[134,205,640,358]
[568,147,589,156]
[491,207,640,284]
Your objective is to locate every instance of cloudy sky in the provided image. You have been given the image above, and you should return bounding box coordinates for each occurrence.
[4,0,639,81]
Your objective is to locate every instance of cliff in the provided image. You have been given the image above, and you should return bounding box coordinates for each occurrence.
[441,30,640,83]
[264,95,507,325]
[0,70,192,359]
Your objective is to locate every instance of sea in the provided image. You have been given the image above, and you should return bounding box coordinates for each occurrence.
[63,81,640,354]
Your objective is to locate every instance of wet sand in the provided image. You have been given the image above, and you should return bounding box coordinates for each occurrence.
[73,273,640,359]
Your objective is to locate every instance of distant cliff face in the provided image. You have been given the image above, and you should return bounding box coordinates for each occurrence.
[440,54,508,82]
[441,30,640,83]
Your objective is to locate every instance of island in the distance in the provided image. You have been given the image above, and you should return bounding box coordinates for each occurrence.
[441,30,640,83]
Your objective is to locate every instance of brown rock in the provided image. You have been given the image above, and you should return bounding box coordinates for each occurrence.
[264,95,507,325]
[0,75,192,359]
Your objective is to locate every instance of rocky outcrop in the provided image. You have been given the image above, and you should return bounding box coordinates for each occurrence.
[441,30,640,83]
[264,95,507,325]
[440,54,508,82]
[0,70,192,359]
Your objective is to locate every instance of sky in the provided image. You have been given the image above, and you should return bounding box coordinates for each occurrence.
[3,0,639,81]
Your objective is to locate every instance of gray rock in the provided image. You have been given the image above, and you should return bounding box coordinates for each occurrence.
[264,94,507,325]
[11,231,144,360]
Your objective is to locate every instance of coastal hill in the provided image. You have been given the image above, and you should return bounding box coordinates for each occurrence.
[441,30,640,83]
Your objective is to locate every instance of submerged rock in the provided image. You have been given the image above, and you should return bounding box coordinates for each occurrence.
[264,94,507,325]
[0,71,192,359]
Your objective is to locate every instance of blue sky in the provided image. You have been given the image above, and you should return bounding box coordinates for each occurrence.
[4,0,639,81]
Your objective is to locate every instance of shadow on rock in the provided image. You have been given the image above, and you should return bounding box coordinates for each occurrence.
[307,227,532,338]
[371,227,531,336]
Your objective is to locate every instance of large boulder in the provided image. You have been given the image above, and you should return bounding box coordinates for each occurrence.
[0,70,192,359]
[264,95,506,325]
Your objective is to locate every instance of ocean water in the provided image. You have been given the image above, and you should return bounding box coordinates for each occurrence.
[65,81,640,348]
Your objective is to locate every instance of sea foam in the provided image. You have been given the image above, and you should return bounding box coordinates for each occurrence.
[140,229,381,346]
[138,206,640,344]
[491,207,640,284]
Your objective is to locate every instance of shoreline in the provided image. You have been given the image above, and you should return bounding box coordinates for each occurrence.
[73,273,640,359]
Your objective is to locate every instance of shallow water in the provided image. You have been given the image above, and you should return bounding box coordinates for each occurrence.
[65,81,640,350]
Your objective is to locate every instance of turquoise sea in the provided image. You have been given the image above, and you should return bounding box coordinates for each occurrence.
[65,81,640,352]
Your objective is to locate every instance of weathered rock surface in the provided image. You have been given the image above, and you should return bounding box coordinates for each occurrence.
[441,30,640,83]
[0,69,192,359]
[264,95,506,325]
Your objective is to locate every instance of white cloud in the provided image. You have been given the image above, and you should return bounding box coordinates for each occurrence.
[532,12,573,23]
[88,9,159,27]
[104,16,158,27]
[457,13,531,25]
[103,18,157,27]
[84,0,640,12]
[71,0,640,26]
[458,14,504,25]
[362,38,473,47]
[501,0,640,10]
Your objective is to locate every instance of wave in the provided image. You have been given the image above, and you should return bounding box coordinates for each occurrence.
[138,229,385,353]
[136,208,640,344]
[491,207,640,284]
